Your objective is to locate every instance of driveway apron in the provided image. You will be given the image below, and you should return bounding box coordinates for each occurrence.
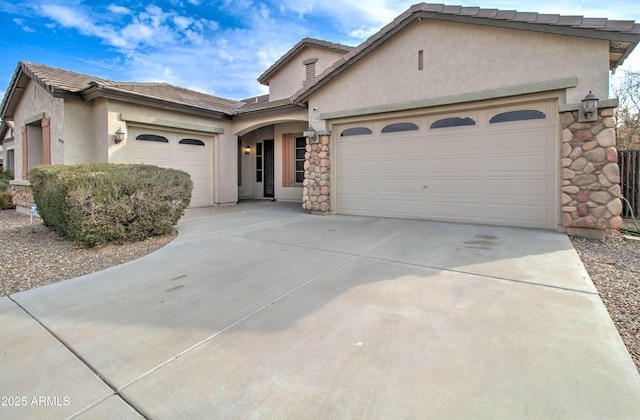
[1,201,639,419]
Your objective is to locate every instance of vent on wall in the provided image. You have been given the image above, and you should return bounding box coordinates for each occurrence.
[303,58,318,80]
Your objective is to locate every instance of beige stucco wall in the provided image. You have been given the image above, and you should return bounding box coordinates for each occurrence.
[11,79,65,180]
[309,19,610,127]
[269,47,348,101]
[63,99,97,164]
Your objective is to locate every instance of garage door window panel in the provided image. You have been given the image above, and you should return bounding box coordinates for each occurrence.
[489,109,546,124]
[179,139,205,146]
[341,127,373,137]
[430,117,476,129]
[136,134,169,143]
[381,122,419,133]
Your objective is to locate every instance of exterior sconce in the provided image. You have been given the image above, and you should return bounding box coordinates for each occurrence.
[114,127,125,144]
[303,125,318,144]
[580,91,599,122]
[244,145,251,154]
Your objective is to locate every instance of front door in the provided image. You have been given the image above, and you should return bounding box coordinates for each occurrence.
[263,139,274,198]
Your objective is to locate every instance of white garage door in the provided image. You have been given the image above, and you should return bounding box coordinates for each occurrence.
[127,127,213,207]
[336,102,557,229]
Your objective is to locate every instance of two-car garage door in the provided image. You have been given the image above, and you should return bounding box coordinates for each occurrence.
[336,102,558,229]
[127,127,213,207]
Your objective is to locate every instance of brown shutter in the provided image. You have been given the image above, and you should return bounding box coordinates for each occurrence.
[282,133,293,187]
[42,117,51,165]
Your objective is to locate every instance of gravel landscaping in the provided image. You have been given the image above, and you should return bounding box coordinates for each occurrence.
[0,208,638,373]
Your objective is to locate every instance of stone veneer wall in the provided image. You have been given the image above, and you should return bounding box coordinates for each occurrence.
[561,107,622,231]
[302,134,330,213]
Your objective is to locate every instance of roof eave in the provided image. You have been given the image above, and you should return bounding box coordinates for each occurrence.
[0,65,28,120]
[81,85,233,120]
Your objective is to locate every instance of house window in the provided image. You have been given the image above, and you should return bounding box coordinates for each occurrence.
[295,136,306,184]
[303,58,318,80]
[490,110,546,124]
[256,142,263,183]
[418,50,424,71]
[341,127,373,136]
[136,134,168,143]
[381,122,419,133]
[179,138,205,146]
[430,117,476,129]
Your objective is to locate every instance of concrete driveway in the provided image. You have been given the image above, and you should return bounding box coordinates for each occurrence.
[1,201,639,419]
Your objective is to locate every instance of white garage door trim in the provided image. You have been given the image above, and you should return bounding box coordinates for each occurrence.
[127,126,213,207]
[335,102,558,229]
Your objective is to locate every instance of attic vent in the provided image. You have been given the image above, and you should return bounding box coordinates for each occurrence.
[303,58,318,80]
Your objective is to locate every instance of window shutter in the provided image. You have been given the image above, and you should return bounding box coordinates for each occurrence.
[282,133,293,187]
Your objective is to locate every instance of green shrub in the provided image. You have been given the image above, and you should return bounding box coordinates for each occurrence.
[0,191,13,210]
[0,170,14,209]
[29,163,192,247]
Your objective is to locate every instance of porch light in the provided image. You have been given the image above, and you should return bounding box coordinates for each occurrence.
[244,145,251,154]
[580,91,599,122]
[303,125,318,144]
[114,127,125,144]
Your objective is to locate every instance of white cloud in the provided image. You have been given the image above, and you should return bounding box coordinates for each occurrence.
[107,4,130,15]
[13,17,35,32]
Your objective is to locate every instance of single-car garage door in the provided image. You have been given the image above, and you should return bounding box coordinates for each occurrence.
[127,127,213,207]
[336,102,557,229]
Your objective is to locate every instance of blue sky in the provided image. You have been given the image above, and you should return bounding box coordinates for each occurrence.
[1,0,640,102]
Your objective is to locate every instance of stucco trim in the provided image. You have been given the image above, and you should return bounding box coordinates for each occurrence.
[24,112,45,125]
[9,180,31,186]
[558,98,619,112]
[120,114,225,134]
[320,77,578,120]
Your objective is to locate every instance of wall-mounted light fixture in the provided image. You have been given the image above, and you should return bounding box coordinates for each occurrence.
[115,127,125,144]
[244,145,251,154]
[303,125,318,144]
[580,91,599,122]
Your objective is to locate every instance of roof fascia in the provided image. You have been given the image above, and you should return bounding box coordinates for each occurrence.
[423,12,640,43]
[82,85,232,120]
[0,66,27,120]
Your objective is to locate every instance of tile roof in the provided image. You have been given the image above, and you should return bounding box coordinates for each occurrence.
[1,62,243,119]
[292,3,640,104]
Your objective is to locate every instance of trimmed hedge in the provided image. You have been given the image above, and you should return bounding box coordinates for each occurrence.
[29,163,192,247]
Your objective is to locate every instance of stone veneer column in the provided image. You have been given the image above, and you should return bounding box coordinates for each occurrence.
[302,133,330,214]
[9,181,34,215]
[561,107,622,233]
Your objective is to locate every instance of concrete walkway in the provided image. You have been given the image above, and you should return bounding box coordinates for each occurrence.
[1,201,639,419]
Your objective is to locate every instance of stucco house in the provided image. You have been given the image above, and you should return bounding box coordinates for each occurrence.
[1,3,639,237]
